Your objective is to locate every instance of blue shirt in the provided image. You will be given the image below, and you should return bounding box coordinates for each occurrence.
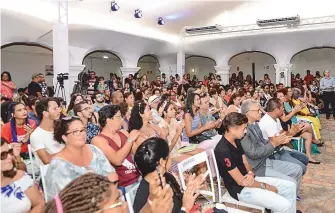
[320,77,335,92]
[27,112,40,126]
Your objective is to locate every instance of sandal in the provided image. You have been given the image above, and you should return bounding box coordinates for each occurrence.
[316,141,324,147]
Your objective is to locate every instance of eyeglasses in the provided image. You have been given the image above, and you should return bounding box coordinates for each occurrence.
[80,107,91,112]
[62,116,80,121]
[65,127,87,136]
[1,149,13,160]
[113,115,123,120]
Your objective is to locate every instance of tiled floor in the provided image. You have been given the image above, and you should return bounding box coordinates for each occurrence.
[297,115,335,213]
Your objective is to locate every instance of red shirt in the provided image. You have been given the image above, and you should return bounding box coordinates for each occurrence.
[1,120,36,153]
[304,74,314,85]
[98,132,140,187]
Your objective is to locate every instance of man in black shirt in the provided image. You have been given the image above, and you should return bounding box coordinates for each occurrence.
[215,112,299,213]
[28,73,42,97]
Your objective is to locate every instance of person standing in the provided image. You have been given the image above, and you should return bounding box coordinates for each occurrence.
[304,70,314,86]
[38,73,48,97]
[27,74,42,98]
[320,69,335,119]
[1,71,16,99]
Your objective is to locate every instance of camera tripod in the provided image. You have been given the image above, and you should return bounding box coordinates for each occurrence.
[54,81,67,105]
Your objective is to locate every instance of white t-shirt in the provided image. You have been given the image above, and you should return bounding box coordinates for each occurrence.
[30,127,65,165]
[258,113,282,140]
[1,172,34,213]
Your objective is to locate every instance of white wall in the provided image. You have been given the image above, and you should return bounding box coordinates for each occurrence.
[83,57,122,79]
[229,52,276,82]
[137,56,160,82]
[1,45,54,88]
[291,48,335,76]
[185,56,216,81]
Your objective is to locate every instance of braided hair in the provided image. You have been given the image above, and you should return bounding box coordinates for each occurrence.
[45,173,113,213]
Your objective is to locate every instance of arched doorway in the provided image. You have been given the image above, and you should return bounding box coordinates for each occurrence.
[82,50,123,80]
[229,51,276,84]
[137,55,160,82]
[291,47,335,77]
[185,56,216,82]
[1,43,53,88]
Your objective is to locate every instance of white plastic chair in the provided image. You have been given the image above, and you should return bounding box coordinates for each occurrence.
[210,149,265,213]
[177,151,216,202]
[27,144,36,180]
[291,137,304,152]
[40,164,50,202]
[125,183,140,213]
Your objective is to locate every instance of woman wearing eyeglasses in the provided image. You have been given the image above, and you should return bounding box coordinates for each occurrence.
[45,117,116,201]
[67,94,84,116]
[1,138,45,213]
[73,101,100,144]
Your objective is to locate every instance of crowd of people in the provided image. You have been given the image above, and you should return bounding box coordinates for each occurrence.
[1,68,333,213]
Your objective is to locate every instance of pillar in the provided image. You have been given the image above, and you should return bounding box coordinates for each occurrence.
[177,51,185,77]
[52,1,70,105]
[120,67,141,84]
[214,65,231,85]
[274,64,293,86]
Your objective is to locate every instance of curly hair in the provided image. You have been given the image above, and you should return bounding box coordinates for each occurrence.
[54,117,82,144]
[45,173,113,213]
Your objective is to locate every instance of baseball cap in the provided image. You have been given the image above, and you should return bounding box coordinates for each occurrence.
[148,95,160,105]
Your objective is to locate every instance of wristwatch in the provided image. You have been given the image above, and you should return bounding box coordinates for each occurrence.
[260,182,266,190]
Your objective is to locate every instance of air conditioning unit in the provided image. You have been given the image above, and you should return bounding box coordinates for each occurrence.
[185,25,223,35]
[257,15,300,27]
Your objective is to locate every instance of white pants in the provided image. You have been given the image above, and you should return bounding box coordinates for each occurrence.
[237,176,296,213]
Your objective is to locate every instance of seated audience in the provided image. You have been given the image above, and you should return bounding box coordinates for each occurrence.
[148,95,163,125]
[27,96,41,126]
[1,103,36,155]
[30,98,64,165]
[45,173,127,213]
[111,90,124,105]
[67,94,84,116]
[73,101,100,144]
[91,105,141,190]
[45,117,115,201]
[240,100,303,194]
[133,137,203,213]
[227,93,242,113]
[1,138,44,212]
[215,112,298,213]
[259,98,311,173]
[128,101,167,152]
[92,92,107,112]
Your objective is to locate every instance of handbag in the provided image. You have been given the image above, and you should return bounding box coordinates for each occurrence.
[189,134,211,144]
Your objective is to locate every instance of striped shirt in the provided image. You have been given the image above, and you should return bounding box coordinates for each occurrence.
[182,113,201,142]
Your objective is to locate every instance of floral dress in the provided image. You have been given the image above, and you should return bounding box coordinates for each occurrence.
[45,145,115,201]
[86,122,100,144]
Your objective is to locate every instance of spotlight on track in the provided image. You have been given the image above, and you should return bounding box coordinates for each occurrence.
[111,1,119,11]
[158,17,165,25]
[134,9,142,18]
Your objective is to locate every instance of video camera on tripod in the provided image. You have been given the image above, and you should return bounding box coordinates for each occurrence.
[55,73,69,105]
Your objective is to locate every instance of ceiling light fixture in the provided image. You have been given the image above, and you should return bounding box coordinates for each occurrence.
[158,17,165,25]
[111,1,119,11]
[134,9,142,18]
[103,55,109,59]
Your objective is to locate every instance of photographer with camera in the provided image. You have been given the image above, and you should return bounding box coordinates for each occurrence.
[27,73,42,98]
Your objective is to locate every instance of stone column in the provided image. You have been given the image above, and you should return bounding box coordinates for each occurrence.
[120,67,141,84]
[177,51,185,77]
[274,64,293,86]
[214,65,231,85]
[52,1,70,105]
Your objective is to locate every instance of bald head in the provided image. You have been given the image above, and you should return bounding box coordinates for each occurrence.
[112,90,124,105]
